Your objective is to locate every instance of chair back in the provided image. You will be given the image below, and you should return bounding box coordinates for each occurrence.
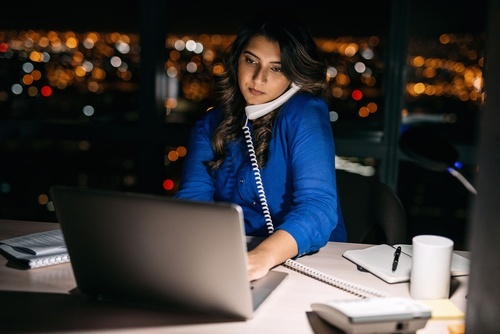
[336,169,408,245]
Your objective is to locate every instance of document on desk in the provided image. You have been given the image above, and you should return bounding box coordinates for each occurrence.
[0,229,70,269]
[342,244,470,284]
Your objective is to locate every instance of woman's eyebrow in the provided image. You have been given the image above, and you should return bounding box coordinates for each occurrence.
[242,50,281,64]
[243,50,259,59]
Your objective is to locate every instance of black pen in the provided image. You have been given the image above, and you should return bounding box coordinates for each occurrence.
[392,246,401,272]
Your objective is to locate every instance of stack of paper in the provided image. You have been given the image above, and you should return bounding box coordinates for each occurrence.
[0,229,69,269]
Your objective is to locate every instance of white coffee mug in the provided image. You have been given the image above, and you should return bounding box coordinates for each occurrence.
[410,235,454,300]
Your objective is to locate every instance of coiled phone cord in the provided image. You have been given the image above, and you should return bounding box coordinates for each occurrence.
[242,118,389,299]
[243,118,274,235]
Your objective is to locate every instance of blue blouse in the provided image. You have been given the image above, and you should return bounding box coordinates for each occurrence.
[174,92,347,256]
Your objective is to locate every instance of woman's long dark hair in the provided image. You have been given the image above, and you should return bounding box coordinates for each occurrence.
[207,14,327,170]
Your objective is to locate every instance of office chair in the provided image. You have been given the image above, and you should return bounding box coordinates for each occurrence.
[336,169,408,245]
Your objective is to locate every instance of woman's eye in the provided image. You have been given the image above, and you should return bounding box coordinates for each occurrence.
[271,66,283,73]
[245,57,257,64]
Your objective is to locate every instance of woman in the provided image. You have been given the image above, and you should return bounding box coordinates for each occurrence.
[174,14,346,281]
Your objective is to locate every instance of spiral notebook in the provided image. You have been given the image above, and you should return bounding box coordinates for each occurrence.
[343,244,470,284]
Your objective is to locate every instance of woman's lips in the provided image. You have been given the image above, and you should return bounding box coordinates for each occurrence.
[249,87,264,96]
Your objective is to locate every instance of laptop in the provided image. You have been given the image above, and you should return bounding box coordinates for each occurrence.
[49,186,287,320]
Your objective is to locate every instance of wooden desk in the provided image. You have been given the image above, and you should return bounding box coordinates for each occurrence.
[0,220,468,334]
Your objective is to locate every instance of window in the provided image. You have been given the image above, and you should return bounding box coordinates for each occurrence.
[0,0,487,249]
[398,0,486,249]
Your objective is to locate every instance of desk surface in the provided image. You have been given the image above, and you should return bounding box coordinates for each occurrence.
[0,219,468,334]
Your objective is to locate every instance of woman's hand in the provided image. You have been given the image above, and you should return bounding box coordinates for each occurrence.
[247,230,298,281]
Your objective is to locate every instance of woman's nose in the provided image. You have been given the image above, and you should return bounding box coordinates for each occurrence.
[253,68,267,84]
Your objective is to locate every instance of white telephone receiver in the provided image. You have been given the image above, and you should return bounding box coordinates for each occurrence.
[245,83,301,120]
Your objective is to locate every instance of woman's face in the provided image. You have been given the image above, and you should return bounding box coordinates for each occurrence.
[238,35,291,106]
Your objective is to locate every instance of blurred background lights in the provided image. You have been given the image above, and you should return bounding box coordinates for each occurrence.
[75,65,86,77]
[0,27,485,184]
[351,89,363,100]
[167,150,179,161]
[2,27,479,125]
[82,105,95,116]
[123,175,137,187]
[110,56,122,67]
[174,39,185,51]
[186,62,197,73]
[0,42,8,52]
[358,106,370,117]
[87,81,100,92]
[362,67,373,77]
[166,66,178,77]
[42,52,50,62]
[367,102,378,113]
[1,183,11,194]
[11,84,23,95]
[66,36,78,49]
[361,48,374,59]
[185,40,196,51]
[46,201,55,212]
[344,43,358,57]
[176,146,187,157]
[212,63,224,75]
[329,111,339,122]
[116,42,130,54]
[354,62,366,73]
[31,70,42,80]
[165,97,178,111]
[78,140,90,151]
[163,179,174,191]
[194,42,203,54]
[83,38,95,49]
[327,66,338,79]
[41,85,52,97]
[27,86,38,96]
[22,74,34,85]
[82,60,93,72]
[22,62,34,73]
[38,194,49,205]
[92,67,106,80]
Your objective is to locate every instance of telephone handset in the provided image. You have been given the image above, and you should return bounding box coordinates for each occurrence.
[245,83,301,120]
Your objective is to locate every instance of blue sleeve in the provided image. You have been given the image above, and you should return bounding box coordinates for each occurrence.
[274,94,345,255]
[173,110,220,201]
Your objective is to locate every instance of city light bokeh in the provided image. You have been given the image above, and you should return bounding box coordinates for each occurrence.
[1,29,484,123]
[0,23,485,232]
